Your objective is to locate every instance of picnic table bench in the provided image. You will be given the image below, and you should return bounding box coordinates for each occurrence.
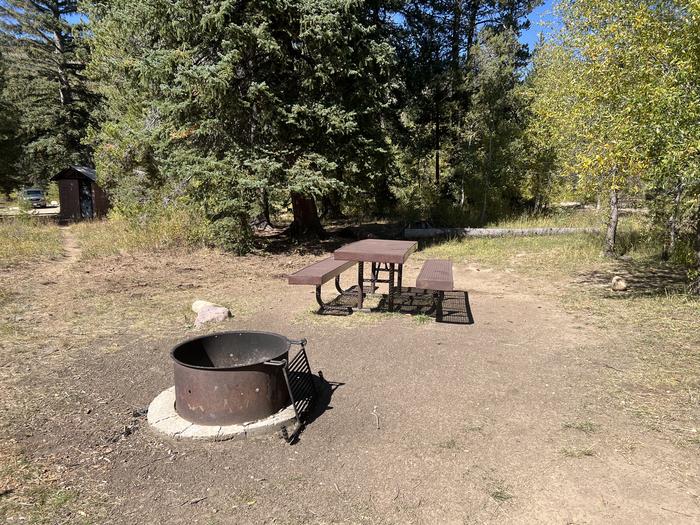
[288,257,356,311]
[415,259,453,322]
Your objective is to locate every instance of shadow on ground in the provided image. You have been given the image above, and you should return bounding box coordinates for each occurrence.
[315,285,475,325]
[577,258,690,297]
[258,222,406,256]
[287,371,344,444]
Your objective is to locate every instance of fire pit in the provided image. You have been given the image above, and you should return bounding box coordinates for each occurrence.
[170,331,300,425]
[148,330,316,441]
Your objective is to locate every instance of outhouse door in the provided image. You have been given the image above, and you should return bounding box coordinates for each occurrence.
[79,180,94,219]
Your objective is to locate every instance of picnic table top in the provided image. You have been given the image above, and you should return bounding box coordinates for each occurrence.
[333,239,418,265]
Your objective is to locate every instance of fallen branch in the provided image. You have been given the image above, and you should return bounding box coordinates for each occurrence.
[371,406,380,430]
[181,496,207,506]
[661,506,695,518]
[404,227,600,239]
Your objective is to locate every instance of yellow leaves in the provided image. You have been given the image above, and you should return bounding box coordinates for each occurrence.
[529,0,700,195]
[170,126,198,140]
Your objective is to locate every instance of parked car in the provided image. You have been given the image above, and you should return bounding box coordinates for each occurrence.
[21,188,47,208]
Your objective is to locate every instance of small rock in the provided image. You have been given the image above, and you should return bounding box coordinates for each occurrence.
[195,305,231,327]
[611,276,627,291]
[192,300,219,313]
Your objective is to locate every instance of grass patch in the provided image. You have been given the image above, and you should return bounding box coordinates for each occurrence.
[490,484,514,502]
[561,447,596,458]
[420,233,607,274]
[486,208,605,229]
[418,208,654,276]
[436,438,459,450]
[73,209,206,260]
[0,445,96,524]
[421,208,698,442]
[563,286,700,439]
[413,313,432,324]
[485,207,648,230]
[563,421,599,435]
[0,218,63,267]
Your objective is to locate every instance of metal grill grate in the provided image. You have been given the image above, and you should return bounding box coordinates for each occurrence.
[279,341,317,442]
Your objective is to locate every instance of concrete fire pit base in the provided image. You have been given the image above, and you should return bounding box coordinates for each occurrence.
[147,386,297,441]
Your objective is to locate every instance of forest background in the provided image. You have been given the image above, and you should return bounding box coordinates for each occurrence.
[1,0,699,289]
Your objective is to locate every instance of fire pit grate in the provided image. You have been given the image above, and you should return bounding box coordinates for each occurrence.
[266,339,317,442]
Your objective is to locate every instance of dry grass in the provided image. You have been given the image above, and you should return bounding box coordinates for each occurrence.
[420,209,699,443]
[561,447,596,458]
[72,209,206,260]
[485,207,606,229]
[482,206,648,230]
[419,233,606,275]
[563,421,599,435]
[418,208,652,276]
[0,443,96,524]
[564,289,700,443]
[0,218,63,267]
[490,484,514,502]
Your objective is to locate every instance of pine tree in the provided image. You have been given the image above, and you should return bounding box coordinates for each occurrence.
[0,43,22,196]
[0,0,93,184]
[88,0,396,246]
[391,1,537,223]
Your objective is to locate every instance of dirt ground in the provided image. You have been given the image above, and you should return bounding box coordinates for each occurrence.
[1,227,698,524]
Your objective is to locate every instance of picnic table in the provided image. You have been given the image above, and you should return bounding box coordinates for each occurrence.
[333,239,418,311]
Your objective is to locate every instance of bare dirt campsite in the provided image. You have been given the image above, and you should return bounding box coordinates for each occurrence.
[3,0,700,523]
[1,214,698,524]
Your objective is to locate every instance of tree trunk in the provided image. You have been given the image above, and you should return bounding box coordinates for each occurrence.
[450,1,462,72]
[479,134,493,224]
[262,187,272,226]
[693,211,700,294]
[289,192,324,238]
[251,188,273,230]
[52,27,72,106]
[465,1,480,65]
[435,100,440,185]
[662,181,683,260]
[321,192,344,220]
[604,188,619,257]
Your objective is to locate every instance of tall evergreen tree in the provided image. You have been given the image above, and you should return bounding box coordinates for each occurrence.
[0,0,93,185]
[0,43,22,195]
[88,0,396,246]
[391,1,538,223]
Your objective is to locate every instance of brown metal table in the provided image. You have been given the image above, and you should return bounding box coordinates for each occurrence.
[333,239,418,311]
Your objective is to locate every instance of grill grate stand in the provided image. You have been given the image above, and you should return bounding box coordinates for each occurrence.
[266,339,318,442]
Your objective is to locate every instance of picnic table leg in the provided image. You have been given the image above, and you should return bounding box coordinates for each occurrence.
[370,262,377,293]
[436,291,444,322]
[388,263,395,311]
[357,261,364,309]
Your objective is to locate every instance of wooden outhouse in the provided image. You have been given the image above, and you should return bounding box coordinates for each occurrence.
[52,166,109,221]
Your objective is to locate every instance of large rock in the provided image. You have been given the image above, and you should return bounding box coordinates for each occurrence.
[195,306,230,326]
[192,300,231,326]
[611,276,628,291]
[192,300,219,313]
